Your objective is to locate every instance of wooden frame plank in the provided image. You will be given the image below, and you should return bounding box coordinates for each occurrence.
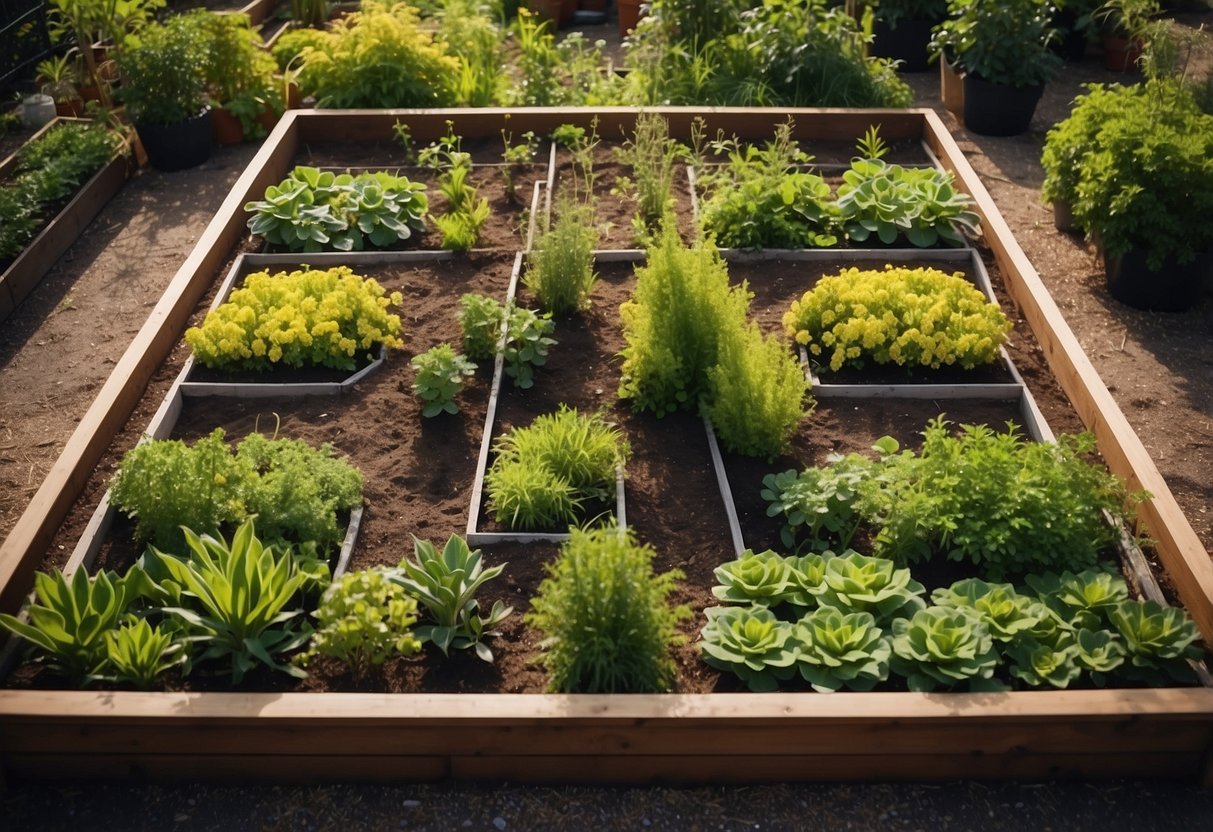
[1,108,1210,784]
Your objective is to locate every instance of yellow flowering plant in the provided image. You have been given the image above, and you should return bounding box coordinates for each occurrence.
[186,266,404,371]
[783,265,1010,372]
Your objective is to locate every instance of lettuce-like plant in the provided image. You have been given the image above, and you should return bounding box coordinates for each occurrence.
[1025,569,1129,631]
[834,158,980,247]
[1005,636,1082,689]
[295,567,422,673]
[98,618,188,689]
[1073,627,1128,684]
[1108,600,1202,684]
[712,550,794,606]
[700,606,799,692]
[816,551,926,624]
[0,567,141,682]
[931,578,1048,643]
[890,607,1002,692]
[147,519,312,683]
[795,607,890,692]
[393,534,511,662]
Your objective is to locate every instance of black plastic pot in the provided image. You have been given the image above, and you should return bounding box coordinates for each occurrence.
[962,75,1044,137]
[135,108,214,172]
[871,16,937,73]
[1104,245,1212,312]
[1051,10,1089,61]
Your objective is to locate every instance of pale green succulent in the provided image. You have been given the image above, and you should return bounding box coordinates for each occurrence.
[890,607,1001,692]
[816,550,925,623]
[1108,600,1202,685]
[700,606,799,692]
[1025,569,1129,631]
[712,550,794,606]
[1005,635,1081,689]
[1073,627,1127,684]
[795,607,890,692]
[783,553,827,608]
[931,578,1049,643]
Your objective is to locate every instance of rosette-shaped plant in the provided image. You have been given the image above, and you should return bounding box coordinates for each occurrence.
[784,553,827,609]
[890,607,1001,692]
[795,608,890,692]
[816,551,925,623]
[931,578,1048,643]
[700,606,800,692]
[712,550,793,606]
[1026,569,1129,631]
[1073,628,1127,685]
[1108,600,1202,684]
[1005,636,1081,689]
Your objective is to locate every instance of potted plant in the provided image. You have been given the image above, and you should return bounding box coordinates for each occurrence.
[198,12,285,144]
[35,54,84,117]
[1052,0,1100,61]
[115,13,213,171]
[1069,80,1213,311]
[46,0,164,107]
[1095,0,1158,72]
[930,0,1061,136]
[866,0,949,73]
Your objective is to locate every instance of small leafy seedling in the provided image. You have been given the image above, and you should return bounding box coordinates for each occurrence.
[410,343,477,417]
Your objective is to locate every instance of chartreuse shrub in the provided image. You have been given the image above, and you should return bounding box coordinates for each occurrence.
[244,166,428,253]
[487,406,628,531]
[110,427,362,555]
[527,526,690,692]
[700,606,799,692]
[293,1,460,108]
[783,266,1011,373]
[411,343,477,417]
[186,266,404,371]
[392,535,512,662]
[144,519,312,683]
[295,567,422,674]
[698,123,838,250]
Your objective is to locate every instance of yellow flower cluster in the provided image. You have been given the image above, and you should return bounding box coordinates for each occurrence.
[185,266,404,371]
[782,265,1011,372]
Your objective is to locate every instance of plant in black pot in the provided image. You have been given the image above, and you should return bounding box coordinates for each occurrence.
[115,13,212,171]
[931,0,1061,136]
[1052,0,1100,61]
[1070,79,1213,311]
[866,0,950,72]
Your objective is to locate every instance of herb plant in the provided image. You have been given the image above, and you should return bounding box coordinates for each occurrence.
[612,112,688,239]
[527,526,689,692]
[146,519,312,683]
[459,292,505,360]
[699,605,800,692]
[501,302,557,388]
[524,195,598,315]
[185,266,405,371]
[244,166,428,253]
[761,452,872,552]
[295,567,422,673]
[393,534,511,662]
[784,266,1011,373]
[410,344,477,417]
[433,156,490,251]
[487,406,627,530]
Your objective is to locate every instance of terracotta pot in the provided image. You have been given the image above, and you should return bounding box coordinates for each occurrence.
[55,99,85,118]
[1103,34,1144,72]
[939,55,964,118]
[618,0,644,36]
[211,107,245,145]
[257,106,279,135]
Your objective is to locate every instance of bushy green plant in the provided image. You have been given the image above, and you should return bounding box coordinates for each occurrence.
[487,406,627,530]
[501,302,557,389]
[859,421,1140,578]
[705,321,809,459]
[244,166,428,253]
[524,196,597,314]
[433,156,491,251]
[459,292,505,360]
[295,567,422,673]
[834,158,980,247]
[1024,569,1129,631]
[0,566,142,682]
[392,534,511,662]
[272,27,331,71]
[436,0,505,107]
[890,607,1001,691]
[1108,600,1202,684]
[931,578,1049,643]
[411,343,477,417]
[783,265,1011,373]
[698,125,839,250]
[115,11,210,125]
[146,519,312,683]
[507,9,613,107]
[198,11,283,138]
[699,605,799,692]
[815,551,926,624]
[795,607,891,692]
[618,228,750,416]
[527,526,689,692]
[110,427,362,554]
[99,618,188,689]
[760,452,873,552]
[930,0,1061,88]
[294,0,460,108]
[185,266,405,371]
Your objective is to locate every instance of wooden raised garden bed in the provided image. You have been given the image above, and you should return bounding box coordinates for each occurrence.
[0,118,132,323]
[0,108,1211,784]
